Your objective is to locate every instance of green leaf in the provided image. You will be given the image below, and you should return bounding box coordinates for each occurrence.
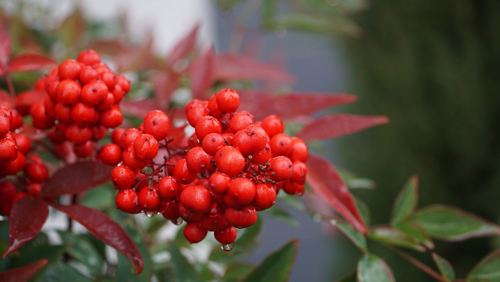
[467,249,500,282]
[394,221,434,250]
[337,168,376,190]
[168,242,202,282]
[336,271,357,282]
[174,225,191,249]
[357,254,395,282]
[431,253,455,282]
[412,205,500,241]
[223,264,254,282]
[263,205,300,228]
[79,183,114,210]
[57,231,103,276]
[9,245,64,269]
[368,226,426,252]
[355,196,371,227]
[277,13,362,37]
[261,0,278,29]
[115,225,152,282]
[390,175,419,225]
[38,263,94,282]
[243,240,298,282]
[334,221,368,253]
[277,194,307,212]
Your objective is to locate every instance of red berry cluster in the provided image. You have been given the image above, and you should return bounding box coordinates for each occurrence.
[109,89,308,250]
[0,106,49,216]
[30,50,128,158]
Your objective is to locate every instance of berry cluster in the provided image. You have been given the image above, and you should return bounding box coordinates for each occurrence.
[109,89,308,250]
[0,106,49,216]
[31,50,128,158]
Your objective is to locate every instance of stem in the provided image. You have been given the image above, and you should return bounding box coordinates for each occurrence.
[389,246,446,282]
[5,74,16,106]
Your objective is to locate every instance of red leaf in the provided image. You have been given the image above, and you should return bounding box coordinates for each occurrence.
[306,154,366,233]
[116,35,155,73]
[2,197,49,258]
[214,54,295,84]
[0,259,48,282]
[297,114,389,142]
[239,91,358,120]
[0,20,11,75]
[8,53,56,73]
[168,24,199,67]
[51,203,144,274]
[189,46,214,99]
[0,89,13,108]
[121,98,161,119]
[40,161,114,199]
[154,70,180,106]
[15,90,46,115]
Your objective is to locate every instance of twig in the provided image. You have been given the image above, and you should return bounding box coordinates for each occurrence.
[389,246,446,282]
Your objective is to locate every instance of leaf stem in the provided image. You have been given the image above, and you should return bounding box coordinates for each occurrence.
[389,246,445,282]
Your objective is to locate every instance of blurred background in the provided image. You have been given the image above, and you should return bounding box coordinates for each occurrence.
[1,0,500,281]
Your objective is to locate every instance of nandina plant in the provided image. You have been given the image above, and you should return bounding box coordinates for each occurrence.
[0,10,500,282]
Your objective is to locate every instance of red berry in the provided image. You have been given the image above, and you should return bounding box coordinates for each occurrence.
[81,81,108,106]
[283,180,305,196]
[46,79,59,101]
[96,93,115,111]
[0,181,16,199]
[250,143,271,165]
[111,165,135,189]
[100,106,123,128]
[54,103,73,125]
[116,189,141,214]
[229,111,254,133]
[10,110,23,131]
[122,147,146,169]
[215,146,245,177]
[208,172,231,195]
[225,206,258,228]
[44,96,56,120]
[143,110,170,141]
[167,154,182,176]
[173,159,197,184]
[180,185,213,214]
[253,183,277,211]
[65,124,92,145]
[289,137,308,162]
[232,124,267,155]
[100,71,117,90]
[0,139,18,162]
[228,178,256,206]
[26,182,43,197]
[120,128,142,149]
[133,134,159,160]
[77,49,101,66]
[184,221,207,244]
[13,134,30,155]
[71,102,96,127]
[56,80,81,106]
[158,176,180,201]
[202,133,226,155]
[221,133,233,146]
[25,162,48,183]
[269,134,293,157]
[262,115,284,138]
[115,75,130,93]
[269,156,293,182]
[111,85,125,103]
[74,140,94,158]
[186,105,209,127]
[138,186,161,211]
[216,89,240,113]
[195,116,222,142]
[91,124,106,141]
[100,144,122,165]
[78,66,99,84]
[199,203,229,231]
[214,226,237,245]
[30,101,55,129]
[290,161,307,184]
[112,128,125,146]
[162,201,180,222]
[59,59,81,80]
[0,153,25,175]
[207,95,222,118]
[186,147,211,173]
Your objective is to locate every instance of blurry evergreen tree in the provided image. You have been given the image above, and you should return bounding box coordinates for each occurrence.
[338,0,500,280]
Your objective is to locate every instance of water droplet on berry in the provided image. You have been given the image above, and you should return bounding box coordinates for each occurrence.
[173,218,184,225]
[221,243,234,252]
[144,210,155,218]
[296,190,304,197]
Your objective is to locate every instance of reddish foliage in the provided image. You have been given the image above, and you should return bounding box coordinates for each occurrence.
[2,197,49,258]
[8,53,56,72]
[0,20,10,75]
[121,99,161,119]
[297,114,389,141]
[306,154,366,234]
[51,203,144,274]
[0,89,12,108]
[239,91,358,120]
[154,70,180,106]
[41,161,115,198]
[0,259,47,282]
[189,46,214,99]
[168,24,199,67]
[15,90,46,114]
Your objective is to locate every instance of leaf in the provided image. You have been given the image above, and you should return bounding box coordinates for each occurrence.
[357,254,395,282]
[121,99,160,119]
[41,161,114,198]
[0,20,11,75]
[168,242,202,282]
[263,205,300,228]
[0,259,47,282]
[189,46,214,99]
[355,197,371,227]
[56,8,85,47]
[277,13,362,37]
[223,264,254,282]
[37,263,93,282]
[390,175,419,225]
[15,90,46,115]
[394,221,434,250]
[50,203,143,274]
[0,89,13,108]
[431,253,455,282]
[239,91,357,120]
[412,205,500,241]
[214,54,295,84]
[57,231,103,276]
[336,272,356,282]
[306,154,366,233]
[297,114,389,142]
[261,0,278,29]
[2,197,49,258]
[168,24,199,67]
[8,53,56,72]
[337,168,376,190]
[467,249,500,282]
[334,221,368,253]
[367,226,426,252]
[243,240,298,282]
[116,225,152,282]
[154,71,180,106]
